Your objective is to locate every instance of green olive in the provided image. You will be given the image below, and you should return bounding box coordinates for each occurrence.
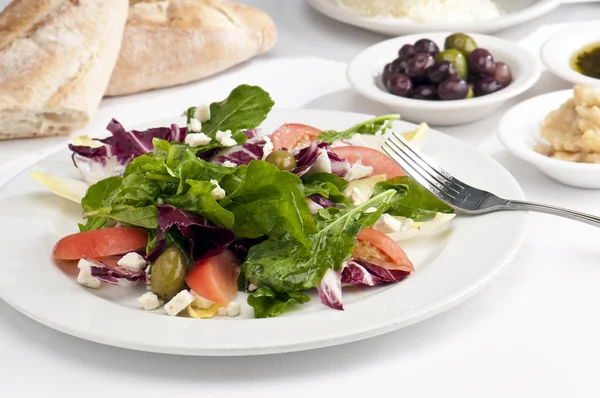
[444,33,478,56]
[150,247,187,300]
[466,86,475,99]
[436,49,469,80]
[265,150,297,171]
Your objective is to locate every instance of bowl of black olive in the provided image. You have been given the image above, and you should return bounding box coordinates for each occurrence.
[347,32,541,126]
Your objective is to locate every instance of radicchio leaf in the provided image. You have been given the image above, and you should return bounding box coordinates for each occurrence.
[88,258,147,287]
[317,268,344,310]
[153,205,235,262]
[308,195,335,209]
[341,260,411,287]
[211,131,271,166]
[293,142,349,177]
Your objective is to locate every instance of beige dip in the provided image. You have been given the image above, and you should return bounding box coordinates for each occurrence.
[535,85,600,163]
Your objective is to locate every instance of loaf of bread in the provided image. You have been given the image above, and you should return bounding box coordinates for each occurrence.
[0,0,128,140]
[106,0,277,96]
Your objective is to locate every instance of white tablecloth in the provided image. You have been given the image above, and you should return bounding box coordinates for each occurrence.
[2,1,600,397]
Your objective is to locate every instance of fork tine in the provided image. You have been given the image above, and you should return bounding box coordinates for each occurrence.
[382,141,456,205]
[390,132,465,192]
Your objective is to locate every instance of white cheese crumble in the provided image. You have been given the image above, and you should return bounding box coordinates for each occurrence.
[137,292,161,311]
[187,118,202,133]
[164,290,195,316]
[117,252,146,272]
[364,207,378,214]
[185,133,211,147]
[210,179,226,200]
[190,290,215,309]
[373,213,403,233]
[217,302,242,317]
[350,187,367,206]
[77,259,101,289]
[216,130,237,147]
[345,163,374,181]
[193,104,211,123]
[262,136,274,160]
[222,160,238,168]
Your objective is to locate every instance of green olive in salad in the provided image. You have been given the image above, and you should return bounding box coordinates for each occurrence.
[150,246,187,300]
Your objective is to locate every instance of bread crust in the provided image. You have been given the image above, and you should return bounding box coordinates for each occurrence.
[105,0,277,96]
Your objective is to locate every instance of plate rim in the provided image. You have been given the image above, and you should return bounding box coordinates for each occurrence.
[0,108,528,356]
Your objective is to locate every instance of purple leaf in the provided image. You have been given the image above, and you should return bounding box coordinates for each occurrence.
[155,205,235,262]
[317,268,344,310]
[308,195,335,209]
[292,141,350,177]
[88,258,147,287]
[341,260,410,287]
[212,134,271,166]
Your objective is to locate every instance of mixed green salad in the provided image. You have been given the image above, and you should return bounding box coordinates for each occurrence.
[45,85,455,319]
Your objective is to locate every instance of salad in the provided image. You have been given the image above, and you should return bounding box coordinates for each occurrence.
[43,84,455,319]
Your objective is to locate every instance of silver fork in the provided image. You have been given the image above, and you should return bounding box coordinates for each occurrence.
[382,132,600,227]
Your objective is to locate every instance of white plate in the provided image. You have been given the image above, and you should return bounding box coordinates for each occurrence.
[0,109,527,356]
[347,33,540,126]
[498,89,600,189]
[308,0,561,36]
[541,19,600,87]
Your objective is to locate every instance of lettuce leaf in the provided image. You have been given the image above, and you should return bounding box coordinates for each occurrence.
[242,189,398,293]
[301,172,349,205]
[317,114,400,144]
[373,176,453,221]
[247,288,311,318]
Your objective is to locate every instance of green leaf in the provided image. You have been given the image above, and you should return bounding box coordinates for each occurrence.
[248,288,310,318]
[317,114,400,144]
[86,204,158,229]
[201,85,275,136]
[374,176,454,221]
[78,217,107,232]
[242,189,398,293]
[301,172,349,204]
[164,180,235,229]
[81,176,122,211]
[223,160,316,241]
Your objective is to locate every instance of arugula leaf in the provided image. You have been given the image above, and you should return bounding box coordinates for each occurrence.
[201,85,275,135]
[164,180,235,228]
[301,173,349,204]
[242,189,398,293]
[248,288,311,318]
[222,160,316,242]
[374,176,454,221]
[317,114,400,144]
[78,217,107,232]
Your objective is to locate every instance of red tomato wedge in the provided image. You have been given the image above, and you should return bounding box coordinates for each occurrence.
[355,228,414,272]
[332,146,406,179]
[186,250,241,303]
[270,123,321,150]
[53,227,148,261]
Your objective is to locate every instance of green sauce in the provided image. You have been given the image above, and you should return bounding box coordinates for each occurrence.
[571,42,600,79]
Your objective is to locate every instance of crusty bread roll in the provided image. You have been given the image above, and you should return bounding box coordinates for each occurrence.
[0,0,128,140]
[105,0,277,96]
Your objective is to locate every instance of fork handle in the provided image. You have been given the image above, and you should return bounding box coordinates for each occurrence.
[506,200,600,227]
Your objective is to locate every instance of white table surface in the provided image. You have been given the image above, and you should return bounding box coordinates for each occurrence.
[2,1,600,397]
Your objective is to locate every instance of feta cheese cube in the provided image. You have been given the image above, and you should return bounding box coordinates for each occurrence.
[262,136,274,160]
[222,160,238,168]
[193,104,211,123]
[117,252,146,272]
[350,187,367,206]
[373,213,402,233]
[217,306,228,316]
[187,118,202,133]
[185,133,211,147]
[216,130,237,147]
[345,163,374,181]
[76,259,101,289]
[364,207,378,214]
[226,302,242,317]
[190,290,215,309]
[137,292,161,311]
[210,179,226,200]
[164,290,195,316]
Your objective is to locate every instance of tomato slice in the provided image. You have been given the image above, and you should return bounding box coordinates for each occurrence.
[354,228,414,272]
[53,227,148,261]
[332,146,406,179]
[186,250,241,303]
[270,123,321,150]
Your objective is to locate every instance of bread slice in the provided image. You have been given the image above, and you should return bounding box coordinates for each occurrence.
[0,0,128,140]
[105,0,277,96]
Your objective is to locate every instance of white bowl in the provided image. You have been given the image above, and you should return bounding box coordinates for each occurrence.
[347,33,541,126]
[498,89,600,189]
[541,19,600,87]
